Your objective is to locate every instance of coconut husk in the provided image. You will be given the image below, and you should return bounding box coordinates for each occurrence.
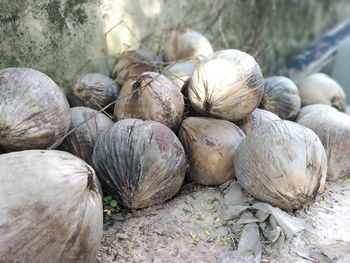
[0,67,70,151]
[234,120,327,210]
[298,109,350,181]
[189,49,264,121]
[179,117,245,185]
[297,73,346,112]
[69,73,119,111]
[162,28,213,62]
[260,76,301,120]
[92,119,188,209]
[63,107,114,165]
[236,108,280,135]
[114,72,184,131]
[0,150,103,262]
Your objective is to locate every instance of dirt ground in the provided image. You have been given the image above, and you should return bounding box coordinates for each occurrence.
[94,178,350,263]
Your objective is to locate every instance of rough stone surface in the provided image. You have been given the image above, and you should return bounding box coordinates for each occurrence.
[1,1,350,93]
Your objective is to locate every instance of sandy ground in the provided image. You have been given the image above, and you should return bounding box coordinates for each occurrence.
[95,179,350,263]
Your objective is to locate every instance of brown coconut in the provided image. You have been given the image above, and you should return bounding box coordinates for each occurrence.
[92,119,188,209]
[234,120,327,210]
[0,67,70,151]
[0,150,103,262]
[188,49,264,121]
[63,107,114,165]
[112,50,161,85]
[179,117,245,185]
[298,109,350,181]
[69,73,119,110]
[114,72,184,130]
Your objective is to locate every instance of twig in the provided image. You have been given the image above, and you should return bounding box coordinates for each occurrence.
[104,21,123,39]
[104,20,139,56]
[295,251,316,262]
[48,73,161,150]
[228,225,239,250]
[203,0,226,34]
[314,204,334,213]
[104,21,123,57]
[71,59,92,82]
[218,18,229,49]
[253,42,268,59]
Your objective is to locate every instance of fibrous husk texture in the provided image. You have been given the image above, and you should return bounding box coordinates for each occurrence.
[298,109,350,181]
[179,117,245,185]
[260,76,300,120]
[162,28,213,62]
[234,120,327,210]
[114,72,184,131]
[0,67,70,151]
[297,73,346,112]
[92,119,188,209]
[64,107,114,165]
[162,59,198,91]
[112,50,161,85]
[70,73,119,110]
[236,108,280,135]
[0,150,103,263]
[296,104,338,122]
[189,49,264,121]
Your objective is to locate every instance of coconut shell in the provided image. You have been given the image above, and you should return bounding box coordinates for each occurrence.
[162,28,213,62]
[236,108,280,135]
[63,107,114,165]
[298,109,350,181]
[179,117,245,185]
[260,76,301,120]
[297,73,346,111]
[0,67,70,151]
[234,120,327,210]
[0,150,103,262]
[295,104,338,122]
[112,50,161,85]
[162,59,198,91]
[92,119,188,209]
[70,73,119,110]
[114,72,184,130]
[189,49,264,121]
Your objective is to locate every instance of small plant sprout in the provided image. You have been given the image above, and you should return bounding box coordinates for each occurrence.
[103,195,119,207]
[103,195,119,216]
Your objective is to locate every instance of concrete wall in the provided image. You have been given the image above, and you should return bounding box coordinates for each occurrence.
[0,0,349,91]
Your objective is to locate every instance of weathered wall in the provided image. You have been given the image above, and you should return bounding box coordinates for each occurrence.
[0,0,349,91]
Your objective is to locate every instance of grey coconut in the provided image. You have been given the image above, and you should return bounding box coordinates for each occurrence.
[0,68,70,151]
[0,150,103,262]
[62,107,114,165]
[298,109,350,181]
[234,120,327,210]
[92,119,188,209]
[260,76,301,120]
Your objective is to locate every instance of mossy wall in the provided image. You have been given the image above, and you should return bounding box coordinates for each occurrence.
[0,0,349,90]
